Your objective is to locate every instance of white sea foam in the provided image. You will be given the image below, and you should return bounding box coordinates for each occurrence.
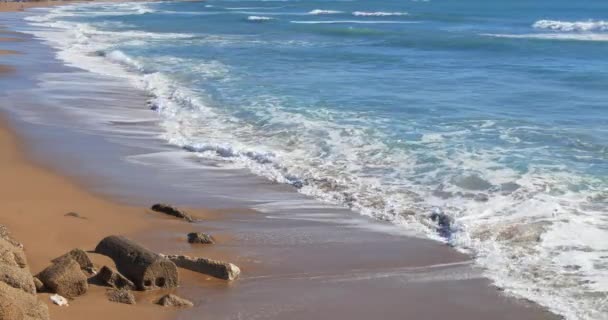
[309,9,343,15]
[483,33,608,42]
[290,20,417,24]
[533,20,608,32]
[21,4,608,320]
[352,11,409,17]
[247,16,274,22]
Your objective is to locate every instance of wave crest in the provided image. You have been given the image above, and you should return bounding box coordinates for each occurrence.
[533,20,608,32]
[352,11,408,17]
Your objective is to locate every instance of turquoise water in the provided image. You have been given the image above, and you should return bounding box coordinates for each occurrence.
[22,1,608,319]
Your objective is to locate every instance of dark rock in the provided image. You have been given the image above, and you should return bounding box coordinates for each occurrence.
[37,258,88,298]
[107,289,136,305]
[165,254,240,281]
[97,266,136,290]
[187,232,215,244]
[157,294,193,308]
[0,264,36,294]
[430,209,453,238]
[95,236,178,290]
[151,204,194,222]
[52,248,95,274]
[64,212,86,219]
[0,282,49,320]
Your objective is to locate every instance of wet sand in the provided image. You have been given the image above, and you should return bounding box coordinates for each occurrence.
[0,3,562,320]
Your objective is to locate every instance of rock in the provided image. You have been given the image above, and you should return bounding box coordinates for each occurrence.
[97,266,135,290]
[165,254,240,281]
[0,264,36,294]
[0,225,23,248]
[157,294,193,308]
[151,203,194,222]
[64,212,86,219]
[37,258,88,298]
[95,236,178,290]
[49,294,69,307]
[430,208,453,238]
[0,238,28,269]
[106,289,136,305]
[187,232,215,244]
[52,248,95,274]
[0,282,50,320]
[33,277,44,293]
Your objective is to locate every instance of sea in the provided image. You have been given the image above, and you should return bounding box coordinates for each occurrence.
[14,0,608,319]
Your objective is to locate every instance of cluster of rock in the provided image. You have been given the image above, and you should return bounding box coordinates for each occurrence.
[0,203,241,319]
[0,225,49,320]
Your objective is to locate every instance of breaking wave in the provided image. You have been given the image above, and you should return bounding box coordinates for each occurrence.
[533,20,608,32]
[352,11,409,16]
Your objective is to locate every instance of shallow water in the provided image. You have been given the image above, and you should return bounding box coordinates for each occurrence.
[10,0,608,319]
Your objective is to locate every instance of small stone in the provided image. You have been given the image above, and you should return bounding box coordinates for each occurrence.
[165,254,240,281]
[157,294,193,308]
[151,204,194,222]
[187,232,215,244]
[107,289,136,305]
[64,212,86,219]
[33,277,45,293]
[96,266,136,290]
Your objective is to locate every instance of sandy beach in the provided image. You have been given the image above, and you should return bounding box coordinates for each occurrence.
[0,2,569,320]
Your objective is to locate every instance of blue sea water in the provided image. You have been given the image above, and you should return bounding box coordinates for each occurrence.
[19,1,608,319]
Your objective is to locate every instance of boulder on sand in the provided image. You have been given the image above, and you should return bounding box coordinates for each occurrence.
[52,248,95,274]
[0,281,49,320]
[165,254,240,281]
[157,294,193,308]
[106,289,136,305]
[151,204,194,222]
[187,232,215,244]
[37,258,88,298]
[95,236,178,290]
[97,266,136,290]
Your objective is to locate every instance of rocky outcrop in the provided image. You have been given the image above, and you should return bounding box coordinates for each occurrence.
[0,225,49,319]
[157,294,193,308]
[0,238,27,269]
[0,282,49,320]
[37,258,88,298]
[165,254,240,281]
[97,266,136,290]
[0,264,36,294]
[95,236,178,290]
[151,204,194,222]
[187,232,215,244]
[52,248,95,274]
[33,277,44,293]
[106,289,136,305]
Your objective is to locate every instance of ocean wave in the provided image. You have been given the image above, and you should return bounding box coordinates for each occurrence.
[247,16,275,22]
[483,33,608,42]
[309,9,343,15]
[533,20,608,32]
[290,20,417,24]
[352,11,409,17]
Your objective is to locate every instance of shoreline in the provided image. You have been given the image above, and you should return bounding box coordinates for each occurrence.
[0,2,565,320]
